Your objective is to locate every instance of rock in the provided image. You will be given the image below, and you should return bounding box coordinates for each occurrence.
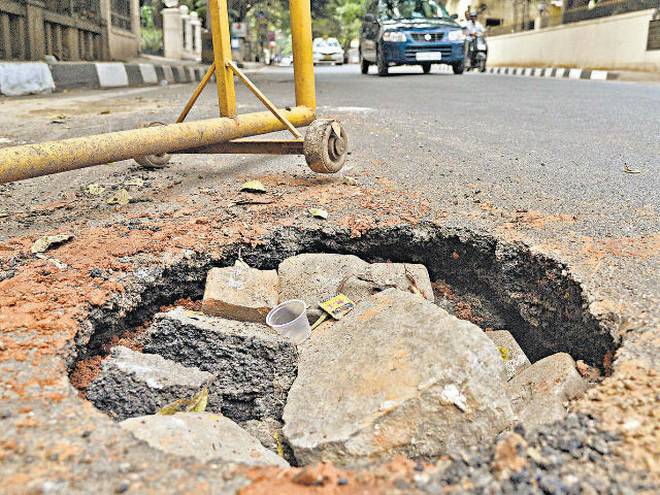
[492,432,528,480]
[143,307,297,422]
[202,260,279,323]
[485,330,531,380]
[283,289,515,467]
[278,253,368,319]
[87,346,221,421]
[339,262,434,303]
[120,412,288,466]
[507,353,587,432]
[242,417,296,465]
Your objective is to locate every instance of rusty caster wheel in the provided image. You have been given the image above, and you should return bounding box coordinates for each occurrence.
[133,122,171,169]
[304,119,348,174]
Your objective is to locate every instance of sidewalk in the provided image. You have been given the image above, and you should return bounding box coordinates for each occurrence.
[486,65,660,83]
[0,58,210,97]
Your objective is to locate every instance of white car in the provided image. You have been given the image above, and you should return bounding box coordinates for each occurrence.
[313,37,344,65]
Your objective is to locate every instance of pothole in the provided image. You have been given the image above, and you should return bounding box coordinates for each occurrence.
[68,225,617,468]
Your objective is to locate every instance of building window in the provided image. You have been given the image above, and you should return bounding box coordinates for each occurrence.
[111,0,132,31]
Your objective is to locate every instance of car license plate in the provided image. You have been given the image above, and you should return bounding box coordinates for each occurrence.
[323,55,334,60]
[416,52,441,61]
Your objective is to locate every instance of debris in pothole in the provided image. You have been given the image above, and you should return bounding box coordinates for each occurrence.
[338,262,434,303]
[142,307,297,422]
[486,330,531,380]
[242,417,297,465]
[282,288,516,467]
[265,299,311,344]
[318,293,355,320]
[86,346,222,421]
[84,251,594,472]
[278,253,368,321]
[507,352,587,432]
[202,260,279,323]
[30,233,74,254]
[120,412,288,466]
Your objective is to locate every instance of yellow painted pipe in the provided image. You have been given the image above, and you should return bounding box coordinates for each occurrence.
[290,0,316,110]
[0,106,315,184]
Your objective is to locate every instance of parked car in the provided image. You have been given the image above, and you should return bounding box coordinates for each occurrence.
[313,37,344,65]
[359,0,466,76]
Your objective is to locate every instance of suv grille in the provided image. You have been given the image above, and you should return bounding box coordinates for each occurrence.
[404,45,453,62]
[410,32,444,42]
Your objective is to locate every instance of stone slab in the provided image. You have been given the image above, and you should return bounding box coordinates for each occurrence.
[278,253,368,319]
[201,261,279,323]
[283,289,515,467]
[486,330,531,381]
[508,352,587,432]
[87,346,221,421]
[143,307,297,422]
[121,412,288,466]
[340,262,434,303]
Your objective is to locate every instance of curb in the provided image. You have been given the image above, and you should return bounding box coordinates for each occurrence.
[0,61,210,96]
[486,66,616,81]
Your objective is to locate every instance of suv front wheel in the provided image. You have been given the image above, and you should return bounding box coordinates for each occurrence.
[452,60,465,75]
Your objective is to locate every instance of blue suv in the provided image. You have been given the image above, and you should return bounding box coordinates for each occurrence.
[359,0,466,76]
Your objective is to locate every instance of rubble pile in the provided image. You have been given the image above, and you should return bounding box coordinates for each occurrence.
[86,253,588,468]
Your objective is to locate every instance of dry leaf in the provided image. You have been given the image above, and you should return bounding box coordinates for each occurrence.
[107,189,131,206]
[308,208,329,219]
[158,387,209,415]
[31,233,74,254]
[86,183,105,196]
[240,180,267,193]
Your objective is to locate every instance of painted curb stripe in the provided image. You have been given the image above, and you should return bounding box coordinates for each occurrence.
[95,62,128,88]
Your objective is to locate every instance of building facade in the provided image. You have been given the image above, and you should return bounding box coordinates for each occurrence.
[0,0,140,61]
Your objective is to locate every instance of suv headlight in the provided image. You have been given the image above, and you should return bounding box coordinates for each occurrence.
[382,31,407,42]
[447,30,466,42]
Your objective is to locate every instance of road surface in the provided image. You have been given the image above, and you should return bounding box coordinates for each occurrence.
[0,63,658,493]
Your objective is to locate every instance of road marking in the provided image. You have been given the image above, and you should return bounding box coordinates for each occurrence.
[568,68,583,79]
[590,70,608,80]
[95,63,128,88]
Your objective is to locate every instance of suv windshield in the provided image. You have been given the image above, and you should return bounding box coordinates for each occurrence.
[379,0,451,21]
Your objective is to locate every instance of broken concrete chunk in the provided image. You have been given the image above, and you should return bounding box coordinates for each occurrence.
[242,417,296,465]
[283,288,515,467]
[143,307,297,423]
[87,346,221,421]
[486,330,531,380]
[339,262,434,303]
[120,412,288,466]
[507,352,587,432]
[202,261,279,323]
[278,253,368,314]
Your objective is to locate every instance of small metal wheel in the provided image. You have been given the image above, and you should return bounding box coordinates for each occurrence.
[133,121,171,169]
[303,119,348,174]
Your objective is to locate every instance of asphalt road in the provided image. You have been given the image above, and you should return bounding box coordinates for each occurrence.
[1,64,658,310]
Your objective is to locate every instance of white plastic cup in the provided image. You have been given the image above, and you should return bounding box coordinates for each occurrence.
[266,299,311,344]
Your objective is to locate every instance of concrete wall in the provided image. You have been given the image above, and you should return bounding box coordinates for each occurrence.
[487,9,660,72]
[101,0,141,60]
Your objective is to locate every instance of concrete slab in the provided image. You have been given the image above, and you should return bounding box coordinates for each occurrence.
[0,62,55,96]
